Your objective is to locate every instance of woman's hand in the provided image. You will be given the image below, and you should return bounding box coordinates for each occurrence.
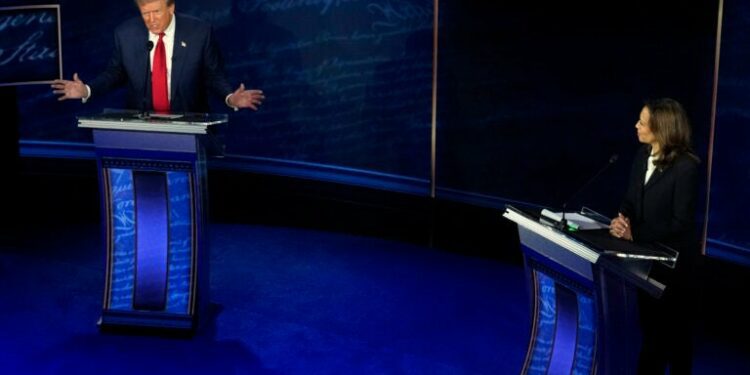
[610,213,633,241]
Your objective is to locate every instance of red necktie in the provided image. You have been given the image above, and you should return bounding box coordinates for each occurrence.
[151,32,169,113]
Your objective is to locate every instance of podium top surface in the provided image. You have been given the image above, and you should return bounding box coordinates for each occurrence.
[504,205,601,263]
[78,110,228,134]
[504,205,676,262]
[504,204,671,297]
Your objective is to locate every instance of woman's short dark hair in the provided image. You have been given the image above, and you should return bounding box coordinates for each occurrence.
[644,98,699,168]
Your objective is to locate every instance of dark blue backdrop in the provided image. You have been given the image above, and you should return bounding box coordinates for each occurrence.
[8,0,749,265]
[704,0,750,265]
[435,1,716,211]
[12,0,433,193]
[0,5,61,85]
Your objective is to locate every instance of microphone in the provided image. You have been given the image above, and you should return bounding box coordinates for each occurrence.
[557,154,619,231]
[140,40,154,118]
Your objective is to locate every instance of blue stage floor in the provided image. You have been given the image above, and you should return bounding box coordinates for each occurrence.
[0,223,748,374]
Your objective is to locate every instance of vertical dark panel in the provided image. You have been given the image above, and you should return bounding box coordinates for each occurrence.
[0,87,19,225]
[133,171,169,311]
[0,87,18,169]
[436,1,717,212]
[549,285,578,374]
[705,0,750,264]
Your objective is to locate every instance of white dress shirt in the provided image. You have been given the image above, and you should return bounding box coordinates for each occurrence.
[645,154,658,184]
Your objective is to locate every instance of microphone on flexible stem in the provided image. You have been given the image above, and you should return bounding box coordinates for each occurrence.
[557,154,619,231]
[140,40,154,119]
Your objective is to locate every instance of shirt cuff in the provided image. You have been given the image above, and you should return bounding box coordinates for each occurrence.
[81,85,92,103]
[225,93,238,112]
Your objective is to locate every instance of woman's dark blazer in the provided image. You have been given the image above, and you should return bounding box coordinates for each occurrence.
[620,145,700,254]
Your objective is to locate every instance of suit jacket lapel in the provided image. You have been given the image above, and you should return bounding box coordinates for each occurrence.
[171,15,187,105]
[136,26,151,107]
[644,167,666,190]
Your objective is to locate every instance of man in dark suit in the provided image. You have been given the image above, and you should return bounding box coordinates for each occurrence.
[51,0,263,112]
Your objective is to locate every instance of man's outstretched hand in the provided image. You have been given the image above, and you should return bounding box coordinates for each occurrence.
[228,83,264,111]
[51,73,87,101]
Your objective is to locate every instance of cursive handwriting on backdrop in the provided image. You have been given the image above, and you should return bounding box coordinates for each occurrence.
[0,6,60,84]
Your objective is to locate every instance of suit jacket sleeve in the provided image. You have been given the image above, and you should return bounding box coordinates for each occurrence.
[88,29,128,98]
[202,26,233,99]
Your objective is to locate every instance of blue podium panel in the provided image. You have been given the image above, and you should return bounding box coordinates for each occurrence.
[523,255,596,375]
[106,168,136,311]
[574,294,596,374]
[81,113,225,331]
[165,171,194,314]
[525,271,557,374]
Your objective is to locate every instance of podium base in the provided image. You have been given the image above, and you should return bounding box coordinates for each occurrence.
[98,310,195,331]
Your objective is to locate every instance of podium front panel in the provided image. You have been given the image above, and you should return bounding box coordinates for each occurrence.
[104,168,195,316]
[522,251,597,375]
[506,206,656,375]
[93,132,209,330]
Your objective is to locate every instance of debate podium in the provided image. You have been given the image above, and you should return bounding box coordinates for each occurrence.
[78,111,227,331]
[503,205,675,375]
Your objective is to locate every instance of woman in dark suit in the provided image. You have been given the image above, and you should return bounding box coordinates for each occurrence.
[609,98,700,374]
